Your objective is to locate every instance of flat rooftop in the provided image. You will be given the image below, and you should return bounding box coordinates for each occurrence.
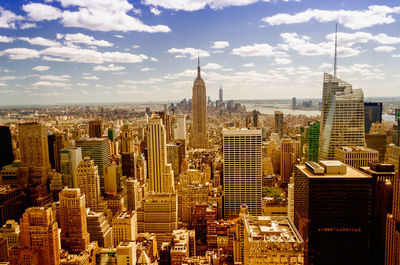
[297,164,371,179]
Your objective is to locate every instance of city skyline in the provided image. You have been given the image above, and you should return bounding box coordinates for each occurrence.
[0,0,399,105]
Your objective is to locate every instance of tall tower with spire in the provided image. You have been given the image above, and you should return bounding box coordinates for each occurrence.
[191,55,208,149]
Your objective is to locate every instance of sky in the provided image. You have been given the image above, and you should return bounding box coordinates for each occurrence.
[0,0,400,105]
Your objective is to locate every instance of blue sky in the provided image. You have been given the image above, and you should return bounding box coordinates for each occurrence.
[0,0,400,105]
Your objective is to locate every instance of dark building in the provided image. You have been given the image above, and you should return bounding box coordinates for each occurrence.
[364,102,382,134]
[252,110,259,128]
[0,185,26,226]
[393,108,400,146]
[294,161,373,265]
[89,120,103,138]
[292,97,296,109]
[360,162,395,265]
[366,134,387,162]
[0,126,13,169]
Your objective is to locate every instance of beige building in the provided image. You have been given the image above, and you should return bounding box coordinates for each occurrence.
[335,146,379,169]
[280,138,294,184]
[171,230,190,265]
[59,188,90,254]
[319,73,366,160]
[137,193,178,248]
[117,241,136,265]
[76,158,102,210]
[262,197,287,217]
[147,116,174,193]
[0,220,19,248]
[191,59,208,149]
[112,211,137,247]
[223,128,262,218]
[243,216,304,265]
[18,122,51,186]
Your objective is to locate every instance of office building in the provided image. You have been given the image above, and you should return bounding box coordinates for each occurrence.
[89,120,103,138]
[175,114,186,141]
[0,186,25,226]
[300,121,320,162]
[120,123,136,179]
[117,241,136,265]
[223,128,262,218]
[137,193,178,248]
[60,147,82,187]
[86,211,112,248]
[167,142,185,179]
[319,73,366,160]
[18,122,51,186]
[126,178,139,211]
[294,161,373,265]
[335,146,379,169]
[59,188,90,254]
[0,161,20,186]
[191,58,208,149]
[243,215,304,265]
[76,138,110,194]
[364,102,382,133]
[76,158,101,210]
[252,110,259,128]
[47,132,66,172]
[0,126,13,169]
[219,85,223,102]
[360,162,395,264]
[274,111,284,138]
[147,116,174,193]
[17,207,60,265]
[0,220,19,248]
[170,230,190,265]
[292,97,296,109]
[112,211,137,247]
[366,123,387,162]
[280,138,294,184]
[385,163,400,265]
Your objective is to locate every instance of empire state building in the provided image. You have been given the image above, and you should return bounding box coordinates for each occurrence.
[191,57,208,149]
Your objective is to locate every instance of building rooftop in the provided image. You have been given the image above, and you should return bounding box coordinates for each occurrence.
[244,216,303,244]
[336,146,379,153]
[298,162,371,179]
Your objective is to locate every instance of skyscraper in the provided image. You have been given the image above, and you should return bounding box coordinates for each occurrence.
[319,73,366,160]
[294,161,373,265]
[364,102,382,134]
[59,188,90,254]
[18,207,60,265]
[223,128,262,218]
[175,114,186,141]
[280,138,294,184]
[191,58,208,149]
[219,85,223,102]
[89,120,103,138]
[120,123,136,179]
[76,138,111,193]
[0,126,13,169]
[60,147,82,187]
[147,116,174,193]
[385,165,400,265]
[76,158,101,210]
[274,111,284,138]
[300,121,320,162]
[18,122,51,186]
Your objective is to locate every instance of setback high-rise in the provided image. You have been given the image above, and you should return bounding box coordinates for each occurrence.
[319,73,366,160]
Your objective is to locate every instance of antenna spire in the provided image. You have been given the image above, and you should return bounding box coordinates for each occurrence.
[197,52,201,78]
[334,22,338,77]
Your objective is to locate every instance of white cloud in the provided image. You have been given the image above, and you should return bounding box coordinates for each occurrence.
[42,56,66,62]
[337,63,384,80]
[63,33,113,47]
[76,82,90,86]
[281,32,360,57]
[114,34,125,38]
[232,43,275,57]
[167,47,210,59]
[392,54,400,58]
[40,75,70,81]
[0,36,14,43]
[262,5,400,30]
[140,67,155,72]
[124,78,163,85]
[203,63,223,70]
[0,7,23,28]
[41,46,148,63]
[374,46,396,52]
[20,23,37,29]
[23,0,171,33]
[319,63,331,69]
[150,57,158,61]
[150,7,162,15]
[19,37,60,47]
[243,63,255,67]
[274,57,291,65]
[93,64,125,71]
[132,45,140,49]
[142,0,295,11]
[0,76,17,81]
[23,3,63,21]
[0,48,40,60]
[32,81,69,87]
[33,65,51,71]
[82,75,99,80]
[211,41,229,49]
